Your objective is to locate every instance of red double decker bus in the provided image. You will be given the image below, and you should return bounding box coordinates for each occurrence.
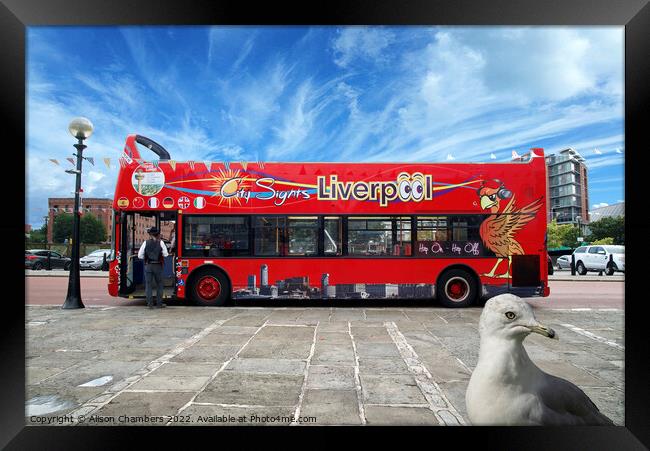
[108,134,550,308]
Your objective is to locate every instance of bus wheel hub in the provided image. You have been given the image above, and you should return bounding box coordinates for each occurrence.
[446,277,468,301]
[197,276,221,300]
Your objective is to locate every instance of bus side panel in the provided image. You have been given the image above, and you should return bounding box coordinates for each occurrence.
[180,257,546,300]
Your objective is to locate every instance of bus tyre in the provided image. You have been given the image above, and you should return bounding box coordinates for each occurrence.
[189,268,230,307]
[437,269,478,308]
[576,261,587,275]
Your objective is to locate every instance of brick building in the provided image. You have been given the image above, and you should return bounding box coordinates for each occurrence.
[48,198,113,243]
[47,197,174,245]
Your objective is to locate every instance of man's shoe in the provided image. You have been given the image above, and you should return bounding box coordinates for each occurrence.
[156,303,167,308]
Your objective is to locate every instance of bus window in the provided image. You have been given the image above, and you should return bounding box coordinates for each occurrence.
[451,216,482,242]
[416,217,450,241]
[287,216,318,256]
[183,216,250,257]
[395,217,412,256]
[348,217,393,256]
[324,217,342,256]
[255,216,286,256]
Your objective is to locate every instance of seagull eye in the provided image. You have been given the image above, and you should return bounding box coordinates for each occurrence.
[489,194,497,201]
[505,311,516,320]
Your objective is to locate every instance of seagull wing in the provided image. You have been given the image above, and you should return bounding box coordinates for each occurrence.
[533,373,614,425]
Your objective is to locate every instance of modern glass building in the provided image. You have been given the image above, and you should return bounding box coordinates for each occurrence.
[545,148,589,225]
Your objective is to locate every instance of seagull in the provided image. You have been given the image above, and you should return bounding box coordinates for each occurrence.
[594,148,602,155]
[490,153,497,160]
[465,294,613,425]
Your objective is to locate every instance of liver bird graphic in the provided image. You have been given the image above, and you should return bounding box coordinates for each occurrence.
[477,180,543,278]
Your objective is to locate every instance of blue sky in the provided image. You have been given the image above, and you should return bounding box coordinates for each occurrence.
[26,26,624,227]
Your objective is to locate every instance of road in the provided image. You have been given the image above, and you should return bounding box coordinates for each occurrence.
[25,276,624,309]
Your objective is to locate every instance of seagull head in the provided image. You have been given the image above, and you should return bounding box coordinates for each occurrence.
[479,294,557,341]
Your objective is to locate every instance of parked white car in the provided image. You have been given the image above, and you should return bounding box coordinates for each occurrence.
[79,249,113,270]
[572,245,625,275]
[556,255,572,270]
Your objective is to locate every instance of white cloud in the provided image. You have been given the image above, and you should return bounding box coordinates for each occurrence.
[332,27,396,68]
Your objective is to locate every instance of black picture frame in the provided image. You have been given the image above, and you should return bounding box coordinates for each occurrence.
[4,0,648,448]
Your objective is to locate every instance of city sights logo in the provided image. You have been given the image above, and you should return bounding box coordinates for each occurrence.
[317,172,434,206]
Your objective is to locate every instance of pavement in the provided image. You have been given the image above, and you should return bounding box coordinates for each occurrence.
[25,305,624,426]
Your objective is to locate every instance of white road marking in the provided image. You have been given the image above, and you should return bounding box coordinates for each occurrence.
[560,323,624,350]
[348,321,367,425]
[290,322,319,425]
[384,321,465,425]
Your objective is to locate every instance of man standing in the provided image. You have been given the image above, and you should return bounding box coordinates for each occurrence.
[138,226,169,309]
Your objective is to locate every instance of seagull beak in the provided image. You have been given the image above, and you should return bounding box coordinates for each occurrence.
[527,323,558,339]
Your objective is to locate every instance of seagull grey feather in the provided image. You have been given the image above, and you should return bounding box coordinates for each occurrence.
[465,294,613,425]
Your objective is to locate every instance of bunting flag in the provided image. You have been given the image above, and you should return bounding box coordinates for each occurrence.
[446,153,455,161]
[152,160,160,168]
[224,161,230,171]
[49,159,59,166]
[119,158,127,168]
[511,150,521,160]
[240,161,248,171]
[188,160,195,171]
[257,161,265,169]
[104,158,111,169]
[204,161,212,172]
[168,160,176,171]
[86,157,94,166]
[135,158,143,165]
[66,157,75,166]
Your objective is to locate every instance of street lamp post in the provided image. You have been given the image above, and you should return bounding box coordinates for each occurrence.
[62,117,94,310]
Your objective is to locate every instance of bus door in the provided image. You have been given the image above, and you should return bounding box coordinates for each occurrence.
[118,210,177,298]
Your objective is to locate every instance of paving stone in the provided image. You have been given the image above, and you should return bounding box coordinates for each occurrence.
[535,360,607,387]
[354,343,401,358]
[300,389,361,425]
[311,343,355,365]
[93,391,194,425]
[360,374,426,405]
[27,367,68,385]
[197,372,304,406]
[212,326,261,335]
[364,406,439,425]
[317,322,350,332]
[582,387,624,426]
[220,315,269,327]
[145,362,219,377]
[171,345,241,363]
[127,375,211,391]
[239,342,312,359]
[358,358,410,375]
[195,333,253,346]
[306,365,355,390]
[225,358,306,375]
[315,332,351,344]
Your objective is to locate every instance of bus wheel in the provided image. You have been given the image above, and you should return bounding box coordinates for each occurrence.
[437,269,478,308]
[189,268,230,306]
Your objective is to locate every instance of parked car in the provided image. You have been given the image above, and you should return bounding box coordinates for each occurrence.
[572,245,625,275]
[25,249,71,270]
[79,249,113,270]
[556,255,572,270]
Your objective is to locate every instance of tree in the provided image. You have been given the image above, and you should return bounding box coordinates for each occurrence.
[53,213,73,243]
[587,216,624,245]
[591,237,614,245]
[81,213,107,243]
[28,223,48,243]
[52,213,107,244]
[547,219,581,248]
[547,219,562,248]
